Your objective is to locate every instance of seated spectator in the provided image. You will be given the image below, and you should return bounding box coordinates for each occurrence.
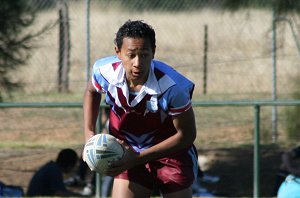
[27,148,84,197]
[273,145,300,197]
[65,157,113,197]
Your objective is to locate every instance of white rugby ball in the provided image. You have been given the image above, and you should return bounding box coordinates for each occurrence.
[84,134,124,174]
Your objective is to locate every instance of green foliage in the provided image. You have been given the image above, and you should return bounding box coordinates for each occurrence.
[222,0,300,14]
[0,0,35,101]
[119,0,206,11]
[97,0,211,11]
[97,0,300,13]
[0,0,52,101]
[28,0,58,10]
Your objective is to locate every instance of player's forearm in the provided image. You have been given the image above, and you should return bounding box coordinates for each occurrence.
[138,108,196,163]
[83,88,101,142]
[139,132,193,162]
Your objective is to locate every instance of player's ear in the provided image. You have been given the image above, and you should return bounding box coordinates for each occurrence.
[152,46,156,59]
[115,46,121,58]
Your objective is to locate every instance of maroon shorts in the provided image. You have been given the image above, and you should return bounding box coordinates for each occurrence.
[115,147,198,194]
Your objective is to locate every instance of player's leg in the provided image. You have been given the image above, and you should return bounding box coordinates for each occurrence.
[112,178,152,198]
[156,147,198,198]
[162,186,192,198]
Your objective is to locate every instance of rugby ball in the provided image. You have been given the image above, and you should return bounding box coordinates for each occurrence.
[84,134,124,174]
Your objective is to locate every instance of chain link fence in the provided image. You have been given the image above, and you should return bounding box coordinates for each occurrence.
[1,1,300,196]
[14,0,299,98]
[2,0,300,147]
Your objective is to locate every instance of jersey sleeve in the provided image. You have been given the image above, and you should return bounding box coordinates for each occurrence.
[165,84,193,116]
[92,64,107,93]
[153,60,194,116]
[91,56,120,93]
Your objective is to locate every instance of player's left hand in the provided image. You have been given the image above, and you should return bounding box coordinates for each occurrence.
[105,139,140,176]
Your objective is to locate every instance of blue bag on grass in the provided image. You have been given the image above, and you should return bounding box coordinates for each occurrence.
[0,181,24,197]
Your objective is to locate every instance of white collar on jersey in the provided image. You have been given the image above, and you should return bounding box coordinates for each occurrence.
[100,60,176,108]
[99,61,125,86]
[101,61,175,94]
[143,62,161,94]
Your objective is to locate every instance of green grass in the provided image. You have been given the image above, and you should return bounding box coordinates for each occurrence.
[0,142,82,149]
[7,91,84,103]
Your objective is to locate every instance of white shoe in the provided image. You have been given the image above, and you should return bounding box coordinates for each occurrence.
[80,183,94,196]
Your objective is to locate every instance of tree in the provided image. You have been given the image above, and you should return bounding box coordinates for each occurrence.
[222,0,300,14]
[0,0,49,101]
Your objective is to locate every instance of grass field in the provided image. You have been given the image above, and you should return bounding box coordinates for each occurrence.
[0,142,296,197]
[1,94,299,197]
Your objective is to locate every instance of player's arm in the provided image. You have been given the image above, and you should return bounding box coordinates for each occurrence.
[83,80,101,143]
[109,107,196,175]
[139,107,196,161]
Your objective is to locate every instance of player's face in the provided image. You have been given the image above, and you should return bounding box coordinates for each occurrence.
[115,37,155,87]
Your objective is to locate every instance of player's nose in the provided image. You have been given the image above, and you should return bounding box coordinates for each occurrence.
[133,55,141,68]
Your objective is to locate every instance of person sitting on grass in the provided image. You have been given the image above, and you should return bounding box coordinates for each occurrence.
[275,145,300,198]
[27,148,85,197]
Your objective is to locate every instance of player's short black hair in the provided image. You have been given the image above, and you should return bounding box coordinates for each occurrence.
[115,20,156,51]
[56,148,78,169]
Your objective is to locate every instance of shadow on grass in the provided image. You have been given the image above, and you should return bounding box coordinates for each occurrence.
[199,144,284,197]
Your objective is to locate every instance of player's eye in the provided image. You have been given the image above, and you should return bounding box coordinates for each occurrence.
[127,54,135,59]
[140,53,150,58]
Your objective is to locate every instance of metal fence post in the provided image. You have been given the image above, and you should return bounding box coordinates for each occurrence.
[95,105,103,198]
[271,5,278,143]
[203,24,208,95]
[254,105,260,198]
[58,0,70,92]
